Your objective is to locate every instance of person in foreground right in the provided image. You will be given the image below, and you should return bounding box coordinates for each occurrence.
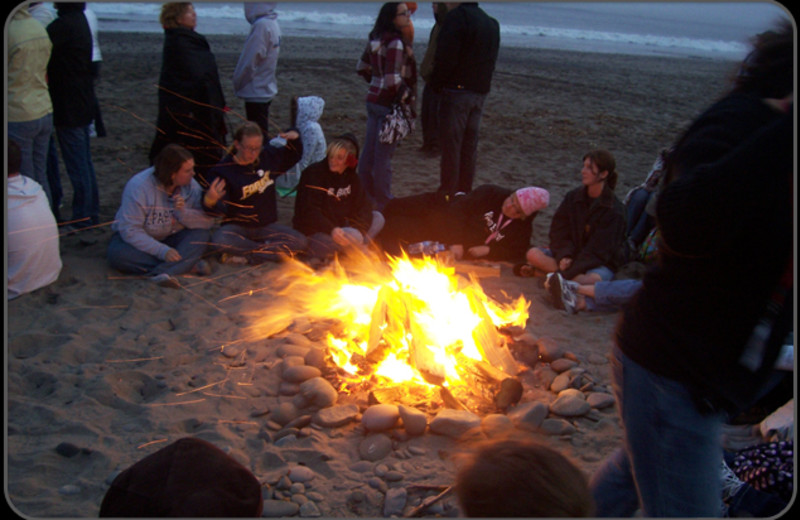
[589,21,793,517]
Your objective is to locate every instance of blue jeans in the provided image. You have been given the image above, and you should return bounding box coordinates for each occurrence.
[585,279,643,312]
[8,113,54,207]
[211,223,308,264]
[107,229,210,277]
[438,88,486,197]
[358,102,397,211]
[55,125,99,227]
[305,211,385,260]
[590,346,725,517]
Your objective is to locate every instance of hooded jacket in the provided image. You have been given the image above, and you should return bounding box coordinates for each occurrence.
[292,135,373,236]
[233,3,280,103]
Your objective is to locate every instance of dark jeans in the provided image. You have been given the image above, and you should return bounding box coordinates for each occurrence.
[420,82,440,149]
[245,101,272,139]
[55,125,99,227]
[107,229,210,276]
[438,88,486,197]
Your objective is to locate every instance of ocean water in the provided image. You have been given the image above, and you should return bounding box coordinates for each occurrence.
[88,1,792,60]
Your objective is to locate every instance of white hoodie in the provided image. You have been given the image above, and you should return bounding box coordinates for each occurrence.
[233,3,280,103]
[274,96,327,192]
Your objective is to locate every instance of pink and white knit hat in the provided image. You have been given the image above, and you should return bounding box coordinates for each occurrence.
[515,187,550,216]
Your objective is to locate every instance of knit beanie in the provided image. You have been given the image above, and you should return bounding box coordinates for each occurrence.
[515,187,550,216]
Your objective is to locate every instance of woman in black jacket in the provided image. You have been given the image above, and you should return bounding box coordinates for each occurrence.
[521,149,626,284]
[148,2,227,181]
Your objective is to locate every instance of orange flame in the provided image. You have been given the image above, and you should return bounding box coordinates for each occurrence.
[249,250,529,389]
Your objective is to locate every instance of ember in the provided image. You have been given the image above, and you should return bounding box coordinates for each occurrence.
[250,250,529,411]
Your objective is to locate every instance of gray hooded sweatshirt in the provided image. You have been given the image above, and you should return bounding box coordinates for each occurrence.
[232,3,280,103]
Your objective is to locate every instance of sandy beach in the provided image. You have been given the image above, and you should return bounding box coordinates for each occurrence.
[6,32,738,517]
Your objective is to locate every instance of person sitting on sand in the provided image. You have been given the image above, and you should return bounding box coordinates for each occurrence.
[455,437,595,517]
[517,149,625,284]
[202,121,308,265]
[292,134,384,261]
[274,95,327,196]
[7,140,62,300]
[107,144,215,288]
[377,184,549,263]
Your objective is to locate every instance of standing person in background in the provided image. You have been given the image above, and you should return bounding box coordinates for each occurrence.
[430,2,499,200]
[26,2,64,221]
[233,2,280,139]
[7,140,63,300]
[46,2,100,232]
[356,2,417,211]
[590,21,793,517]
[149,2,228,183]
[418,2,447,156]
[84,4,106,138]
[8,4,55,210]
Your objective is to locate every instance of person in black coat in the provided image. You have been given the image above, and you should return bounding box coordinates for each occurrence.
[148,2,227,182]
[590,21,793,517]
[378,184,549,263]
[47,2,99,230]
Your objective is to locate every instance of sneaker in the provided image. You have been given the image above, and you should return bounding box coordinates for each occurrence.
[150,273,181,289]
[220,253,248,265]
[191,260,212,276]
[546,272,578,314]
[720,460,746,502]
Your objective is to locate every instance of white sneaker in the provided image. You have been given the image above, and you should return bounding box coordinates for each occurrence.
[546,272,578,314]
[151,273,180,289]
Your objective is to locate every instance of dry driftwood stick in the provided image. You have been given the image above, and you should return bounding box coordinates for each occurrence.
[404,485,454,517]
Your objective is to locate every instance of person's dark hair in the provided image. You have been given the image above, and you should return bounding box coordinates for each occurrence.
[583,149,618,191]
[369,3,403,40]
[8,140,22,175]
[152,144,194,186]
[455,438,595,517]
[160,2,192,29]
[734,19,793,99]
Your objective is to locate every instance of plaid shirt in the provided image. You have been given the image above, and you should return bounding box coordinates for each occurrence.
[357,33,416,107]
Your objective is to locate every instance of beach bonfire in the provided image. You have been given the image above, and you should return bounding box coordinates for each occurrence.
[249,250,529,413]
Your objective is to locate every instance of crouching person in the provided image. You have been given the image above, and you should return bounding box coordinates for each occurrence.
[108,144,214,288]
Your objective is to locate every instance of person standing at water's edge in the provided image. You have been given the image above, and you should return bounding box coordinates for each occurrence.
[149,2,228,183]
[356,2,417,211]
[430,2,499,200]
[233,2,281,139]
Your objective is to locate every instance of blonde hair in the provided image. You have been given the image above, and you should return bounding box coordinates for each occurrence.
[160,3,192,29]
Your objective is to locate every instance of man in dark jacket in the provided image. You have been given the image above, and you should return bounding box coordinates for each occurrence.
[429,2,499,200]
[47,2,99,230]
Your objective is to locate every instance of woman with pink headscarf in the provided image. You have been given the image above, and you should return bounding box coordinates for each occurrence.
[377,184,549,262]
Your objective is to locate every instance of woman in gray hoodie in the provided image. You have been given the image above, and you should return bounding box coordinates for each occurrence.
[233,2,280,138]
